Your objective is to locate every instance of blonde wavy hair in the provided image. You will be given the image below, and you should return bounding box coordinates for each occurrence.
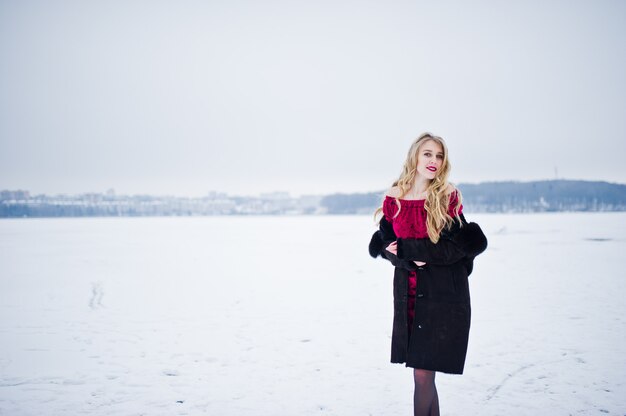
[373,132,463,243]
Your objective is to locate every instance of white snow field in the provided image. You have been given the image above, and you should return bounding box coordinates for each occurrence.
[0,213,624,415]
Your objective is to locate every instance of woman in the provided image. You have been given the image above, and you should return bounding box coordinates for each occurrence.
[368,133,488,416]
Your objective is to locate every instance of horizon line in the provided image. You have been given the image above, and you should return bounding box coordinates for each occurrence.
[2,178,625,199]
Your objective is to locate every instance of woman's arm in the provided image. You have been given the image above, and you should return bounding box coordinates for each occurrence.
[383,246,421,271]
[392,217,488,265]
[369,217,419,271]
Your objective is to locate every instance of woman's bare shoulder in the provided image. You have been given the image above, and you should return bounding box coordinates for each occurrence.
[445,183,457,195]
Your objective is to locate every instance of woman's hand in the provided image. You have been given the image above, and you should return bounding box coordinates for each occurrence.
[386,241,398,255]
[387,241,426,266]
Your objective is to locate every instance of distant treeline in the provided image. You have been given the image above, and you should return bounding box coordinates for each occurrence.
[2,180,625,218]
[321,180,626,214]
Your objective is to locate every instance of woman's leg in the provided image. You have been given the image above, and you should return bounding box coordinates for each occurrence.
[413,369,439,416]
[430,384,440,416]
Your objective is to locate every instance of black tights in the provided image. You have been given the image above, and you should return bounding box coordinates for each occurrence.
[413,369,439,416]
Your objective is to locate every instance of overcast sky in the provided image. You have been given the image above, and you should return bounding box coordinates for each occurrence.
[1,0,625,197]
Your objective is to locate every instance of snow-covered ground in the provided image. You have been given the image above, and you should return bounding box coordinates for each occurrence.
[0,213,624,415]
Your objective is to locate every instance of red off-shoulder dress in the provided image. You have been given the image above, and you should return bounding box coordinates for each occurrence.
[382,190,463,338]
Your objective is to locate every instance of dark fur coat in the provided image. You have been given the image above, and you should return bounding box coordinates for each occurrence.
[369,213,488,374]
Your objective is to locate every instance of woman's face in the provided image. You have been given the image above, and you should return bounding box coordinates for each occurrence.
[416,140,444,179]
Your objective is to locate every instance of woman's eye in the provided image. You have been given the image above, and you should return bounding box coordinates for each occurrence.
[437,155,443,159]
[424,153,431,157]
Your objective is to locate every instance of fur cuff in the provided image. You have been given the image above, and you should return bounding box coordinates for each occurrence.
[369,230,384,258]
[451,222,488,258]
[369,216,396,259]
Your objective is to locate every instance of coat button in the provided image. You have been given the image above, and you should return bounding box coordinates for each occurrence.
[418,325,422,329]
[417,293,424,298]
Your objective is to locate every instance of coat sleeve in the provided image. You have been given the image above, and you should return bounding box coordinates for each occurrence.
[369,216,419,271]
[395,214,488,265]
